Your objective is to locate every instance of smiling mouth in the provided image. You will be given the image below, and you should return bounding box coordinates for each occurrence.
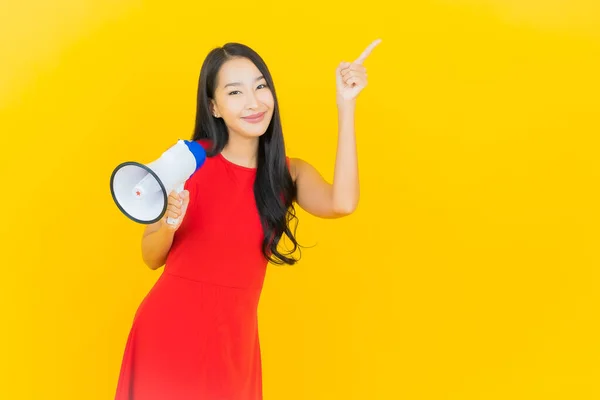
[242,112,266,123]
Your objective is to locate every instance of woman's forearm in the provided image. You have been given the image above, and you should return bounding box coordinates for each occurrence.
[331,101,359,214]
[141,223,176,270]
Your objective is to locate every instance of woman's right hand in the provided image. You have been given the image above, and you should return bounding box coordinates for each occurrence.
[161,189,190,231]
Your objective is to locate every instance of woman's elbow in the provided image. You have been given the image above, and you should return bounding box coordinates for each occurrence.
[142,256,164,270]
[332,200,359,217]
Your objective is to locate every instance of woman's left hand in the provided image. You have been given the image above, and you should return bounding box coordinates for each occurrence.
[336,38,382,106]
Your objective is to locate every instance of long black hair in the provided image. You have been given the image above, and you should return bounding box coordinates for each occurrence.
[191,42,301,265]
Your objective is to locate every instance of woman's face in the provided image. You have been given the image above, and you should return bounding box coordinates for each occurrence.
[210,57,274,139]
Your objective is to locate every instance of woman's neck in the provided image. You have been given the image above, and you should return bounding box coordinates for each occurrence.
[221,134,259,168]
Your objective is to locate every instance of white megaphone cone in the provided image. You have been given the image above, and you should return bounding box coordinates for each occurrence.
[110,139,206,225]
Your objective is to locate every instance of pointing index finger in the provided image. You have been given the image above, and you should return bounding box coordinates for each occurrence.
[354,38,382,64]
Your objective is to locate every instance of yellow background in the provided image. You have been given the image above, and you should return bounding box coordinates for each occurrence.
[1,0,599,398]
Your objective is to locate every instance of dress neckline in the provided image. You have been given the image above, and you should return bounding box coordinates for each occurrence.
[217,152,257,172]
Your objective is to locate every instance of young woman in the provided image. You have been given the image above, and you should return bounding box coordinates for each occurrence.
[114,39,380,400]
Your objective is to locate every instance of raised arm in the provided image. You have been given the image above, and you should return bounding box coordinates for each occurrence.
[290,39,381,219]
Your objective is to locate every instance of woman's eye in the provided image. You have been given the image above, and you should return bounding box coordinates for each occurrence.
[228,84,267,95]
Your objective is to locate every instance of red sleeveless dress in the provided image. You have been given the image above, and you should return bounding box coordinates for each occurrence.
[115,140,271,399]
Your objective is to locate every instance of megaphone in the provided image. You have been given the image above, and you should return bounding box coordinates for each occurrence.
[110,139,206,225]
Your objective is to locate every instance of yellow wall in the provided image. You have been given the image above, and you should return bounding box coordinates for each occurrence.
[1,0,599,398]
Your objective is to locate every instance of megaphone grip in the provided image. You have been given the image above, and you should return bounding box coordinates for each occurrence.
[166,183,185,225]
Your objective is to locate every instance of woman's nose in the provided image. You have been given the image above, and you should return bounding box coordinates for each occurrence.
[245,92,259,108]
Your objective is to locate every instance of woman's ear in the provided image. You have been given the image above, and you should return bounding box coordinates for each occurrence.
[209,99,220,118]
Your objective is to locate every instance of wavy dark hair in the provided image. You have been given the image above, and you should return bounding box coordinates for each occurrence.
[191,42,301,265]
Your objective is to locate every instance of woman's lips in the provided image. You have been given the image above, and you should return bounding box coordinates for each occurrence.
[242,112,266,123]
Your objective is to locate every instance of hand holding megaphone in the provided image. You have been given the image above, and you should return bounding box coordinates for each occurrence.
[161,187,190,230]
[110,139,206,225]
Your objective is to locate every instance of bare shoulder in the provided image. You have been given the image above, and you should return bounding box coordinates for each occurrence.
[288,157,299,181]
[288,157,317,183]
